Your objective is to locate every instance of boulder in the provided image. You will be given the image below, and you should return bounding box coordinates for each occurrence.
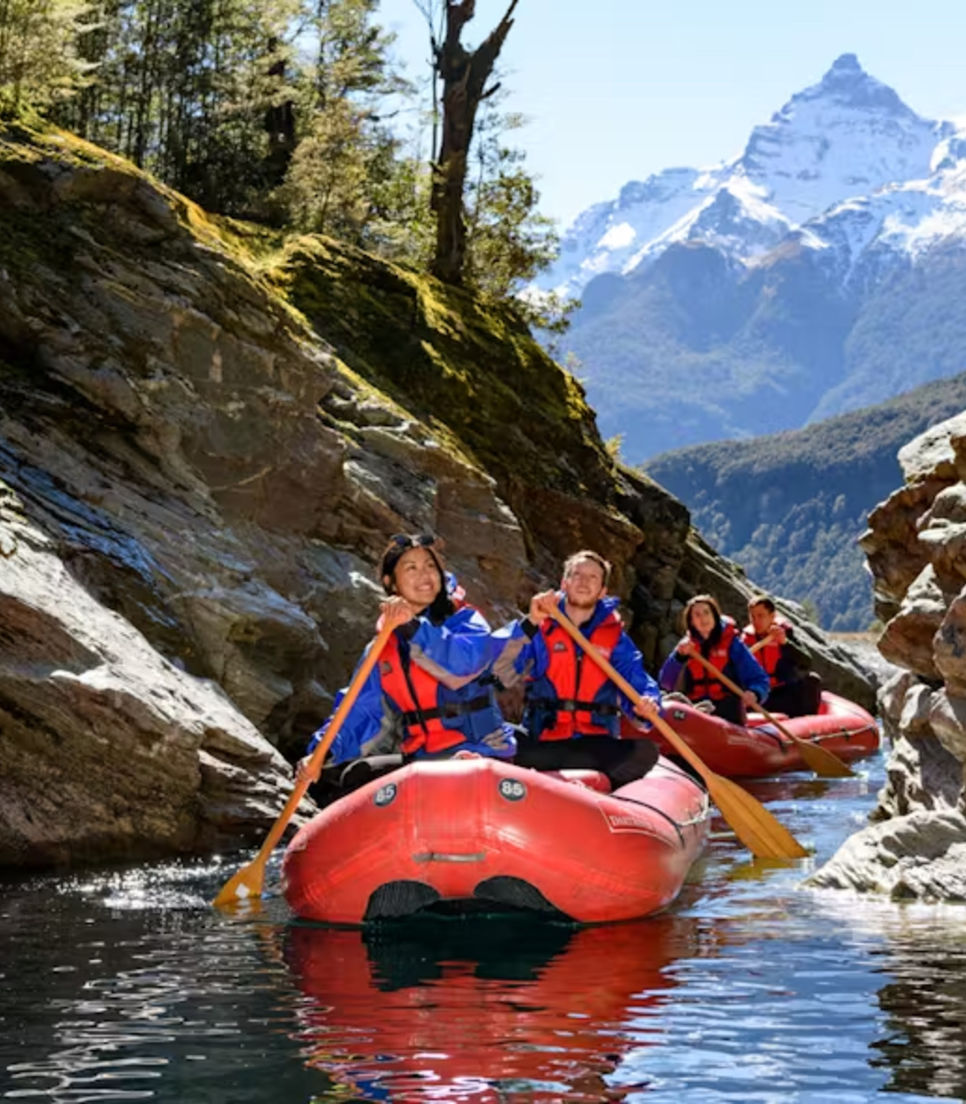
[814,416,966,899]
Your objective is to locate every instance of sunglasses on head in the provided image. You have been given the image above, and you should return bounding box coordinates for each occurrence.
[389,533,436,550]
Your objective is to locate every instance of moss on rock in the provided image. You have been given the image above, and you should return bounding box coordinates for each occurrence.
[267,235,617,513]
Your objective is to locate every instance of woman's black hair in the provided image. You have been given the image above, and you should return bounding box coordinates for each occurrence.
[379,533,454,624]
[684,593,723,649]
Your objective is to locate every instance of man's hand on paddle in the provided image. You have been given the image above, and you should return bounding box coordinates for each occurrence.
[528,589,559,625]
[741,689,760,710]
[632,695,660,722]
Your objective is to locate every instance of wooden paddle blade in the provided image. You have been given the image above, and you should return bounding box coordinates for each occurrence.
[213,779,309,908]
[212,620,396,910]
[795,738,855,778]
[705,773,809,860]
[212,855,269,907]
[653,714,809,860]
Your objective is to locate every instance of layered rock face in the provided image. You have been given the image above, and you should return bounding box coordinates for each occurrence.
[0,123,873,869]
[809,414,966,899]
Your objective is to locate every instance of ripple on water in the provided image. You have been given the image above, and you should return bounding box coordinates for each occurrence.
[2,750,964,1102]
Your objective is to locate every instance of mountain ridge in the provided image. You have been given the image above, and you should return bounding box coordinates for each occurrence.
[643,371,966,629]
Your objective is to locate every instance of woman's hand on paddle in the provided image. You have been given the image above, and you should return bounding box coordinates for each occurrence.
[380,595,418,628]
[528,589,558,625]
[676,639,696,658]
[741,689,759,709]
[295,754,321,784]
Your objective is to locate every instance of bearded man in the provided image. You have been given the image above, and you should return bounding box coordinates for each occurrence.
[495,550,661,787]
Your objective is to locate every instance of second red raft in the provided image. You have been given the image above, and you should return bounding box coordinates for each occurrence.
[640,690,879,778]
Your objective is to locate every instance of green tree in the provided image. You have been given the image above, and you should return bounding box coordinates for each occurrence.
[275,0,409,237]
[463,105,558,297]
[276,97,369,235]
[0,0,93,115]
[54,0,299,215]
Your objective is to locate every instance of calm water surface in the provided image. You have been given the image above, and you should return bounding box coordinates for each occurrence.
[4,749,966,1103]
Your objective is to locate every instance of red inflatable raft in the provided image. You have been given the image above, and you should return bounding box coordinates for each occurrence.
[282,755,710,925]
[643,690,879,779]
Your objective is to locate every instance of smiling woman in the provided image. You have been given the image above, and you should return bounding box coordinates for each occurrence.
[296,532,519,793]
[659,593,770,726]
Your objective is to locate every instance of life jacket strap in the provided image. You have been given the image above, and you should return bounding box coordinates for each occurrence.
[527,697,620,717]
[399,693,493,727]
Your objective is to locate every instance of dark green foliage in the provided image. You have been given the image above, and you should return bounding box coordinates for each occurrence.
[645,372,966,629]
[5,0,556,310]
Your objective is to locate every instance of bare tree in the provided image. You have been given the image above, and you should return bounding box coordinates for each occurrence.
[422,0,518,285]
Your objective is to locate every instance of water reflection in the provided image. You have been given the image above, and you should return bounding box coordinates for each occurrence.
[808,898,966,1102]
[8,749,966,1103]
[279,915,703,1101]
[873,940,966,1100]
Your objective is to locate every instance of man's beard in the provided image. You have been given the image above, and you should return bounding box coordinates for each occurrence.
[565,594,598,616]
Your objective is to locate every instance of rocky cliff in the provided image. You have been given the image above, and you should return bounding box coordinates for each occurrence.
[809,414,966,899]
[0,121,873,869]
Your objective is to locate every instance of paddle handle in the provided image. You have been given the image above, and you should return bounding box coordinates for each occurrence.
[254,620,395,861]
[547,608,719,783]
[749,638,766,654]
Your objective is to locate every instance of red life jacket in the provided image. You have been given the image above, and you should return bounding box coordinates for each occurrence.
[684,618,738,702]
[740,617,791,688]
[534,613,623,740]
[379,631,487,755]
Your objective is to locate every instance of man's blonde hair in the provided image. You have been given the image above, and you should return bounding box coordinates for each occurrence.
[562,549,612,587]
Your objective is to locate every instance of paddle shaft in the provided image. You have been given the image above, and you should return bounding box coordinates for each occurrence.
[213,620,395,906]
[686,646,791,737]
[547,607,808,859]
[546,612,719,782]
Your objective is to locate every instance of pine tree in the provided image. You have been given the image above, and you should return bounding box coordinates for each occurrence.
[0,0,94,115]
[56,0,299,216]
[274,0,408,238]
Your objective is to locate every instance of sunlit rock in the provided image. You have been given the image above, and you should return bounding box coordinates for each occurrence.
[815,414,966,899]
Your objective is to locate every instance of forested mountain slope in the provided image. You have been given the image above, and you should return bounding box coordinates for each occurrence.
[644,373,966,629]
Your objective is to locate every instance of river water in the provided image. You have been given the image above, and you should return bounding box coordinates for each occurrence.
[4,748,966,1103]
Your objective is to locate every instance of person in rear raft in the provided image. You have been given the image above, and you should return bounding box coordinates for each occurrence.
[493,549,662,788]
[659,594,770,726]
[740,595,822,717]
[296,533,518,794]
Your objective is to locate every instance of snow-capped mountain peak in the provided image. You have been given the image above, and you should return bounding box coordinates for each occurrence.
[536,55,959,300]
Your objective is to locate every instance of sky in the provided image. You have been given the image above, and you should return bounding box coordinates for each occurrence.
[376,0,966,228]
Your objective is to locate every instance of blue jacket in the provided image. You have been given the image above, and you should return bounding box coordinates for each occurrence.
[659,629,770,705]
[307,603,519,764]
[512,595,661,739]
